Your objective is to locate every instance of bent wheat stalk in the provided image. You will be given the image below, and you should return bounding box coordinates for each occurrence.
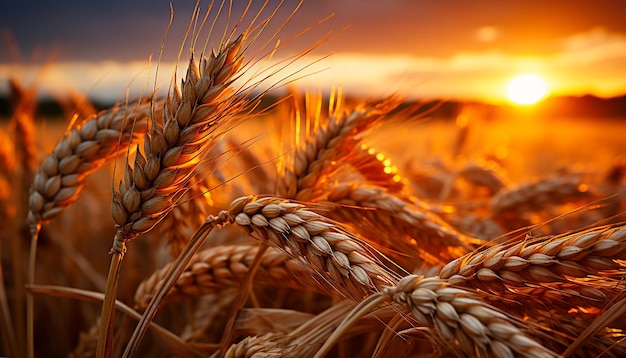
[27,284,204,357]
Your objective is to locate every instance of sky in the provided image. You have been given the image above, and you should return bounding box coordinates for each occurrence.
[1,0,626,103]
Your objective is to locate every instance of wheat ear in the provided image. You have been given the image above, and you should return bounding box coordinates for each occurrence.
[324,183,476,267]
[69,320,100,358]
[133,244,322,310]
[526,309,626,356]
[154,178,212,259]
[98,32,249,358]
[439,160,507,200]
[343,143,407,193]
[224,333,293,358]
[440,225,626,292]
[226,195,398,298]
[316,275,556,358]
[28,103,152,230]
[277,98,398,201]
[490,173,593,217]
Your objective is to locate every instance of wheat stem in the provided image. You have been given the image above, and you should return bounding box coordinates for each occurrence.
[313,293,386,358]
[95,238,126,358]
[0,241,19,358]
[218,244,268,357]
[122,213,229,357]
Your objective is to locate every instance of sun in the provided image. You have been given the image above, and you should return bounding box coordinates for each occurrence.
[506,74,549,105]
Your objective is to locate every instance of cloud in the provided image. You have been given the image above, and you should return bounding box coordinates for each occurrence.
[475,26,500,43]
[2,27,626,103]
[557,27,626,65]
[0,61,176,102]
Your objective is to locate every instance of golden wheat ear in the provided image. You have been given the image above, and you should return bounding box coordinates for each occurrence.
[28,103,153,231]
[276,97,401,201]
[440,224,626,291]
[316,274,557,358]
[227,195,399,298]
[133,244,324,310]
[98,32,251,357]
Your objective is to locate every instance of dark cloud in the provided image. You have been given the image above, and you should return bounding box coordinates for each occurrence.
[2,0,625,63]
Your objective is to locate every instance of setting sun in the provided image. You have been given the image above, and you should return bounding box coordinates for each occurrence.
[506,74,549,105]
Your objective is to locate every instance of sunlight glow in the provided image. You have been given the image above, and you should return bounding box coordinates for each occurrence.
[507,74,549,105]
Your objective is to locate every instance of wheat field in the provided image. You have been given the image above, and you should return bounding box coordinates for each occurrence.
[2,2,626,357]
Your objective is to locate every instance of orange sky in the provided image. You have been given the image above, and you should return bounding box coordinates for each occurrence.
[1,1,625,103]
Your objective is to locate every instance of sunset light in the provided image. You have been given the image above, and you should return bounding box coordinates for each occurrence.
[506,74,549,105]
